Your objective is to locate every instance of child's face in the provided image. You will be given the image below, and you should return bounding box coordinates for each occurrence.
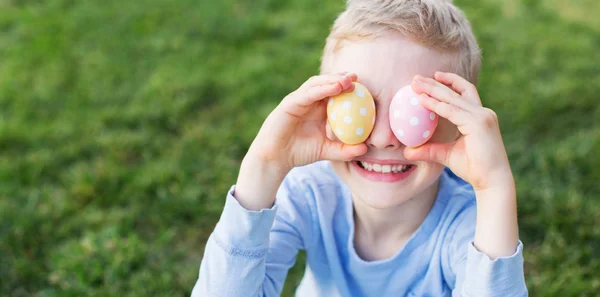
[326,34,459,208]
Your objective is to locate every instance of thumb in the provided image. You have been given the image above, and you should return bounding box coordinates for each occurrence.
[322,141,368,162]
[404,142,454,166]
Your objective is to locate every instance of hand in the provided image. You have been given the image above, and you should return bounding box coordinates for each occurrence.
[247,72,368,173]
[406,72,513,191]
[236,72,368,210]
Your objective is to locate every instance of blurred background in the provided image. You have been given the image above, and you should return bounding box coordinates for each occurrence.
[1,0,599,296]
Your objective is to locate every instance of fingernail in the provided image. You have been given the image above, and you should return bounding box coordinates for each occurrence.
[414,75,424,82]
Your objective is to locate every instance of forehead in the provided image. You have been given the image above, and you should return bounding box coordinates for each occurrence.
[327,35,451,100]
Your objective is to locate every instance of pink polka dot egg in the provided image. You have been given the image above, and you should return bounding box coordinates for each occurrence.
[327,82,376,145]
[389,85,438,147]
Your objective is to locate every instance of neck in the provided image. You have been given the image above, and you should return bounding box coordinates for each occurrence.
[352,179,440,253]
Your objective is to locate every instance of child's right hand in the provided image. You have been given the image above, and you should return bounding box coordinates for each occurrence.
[250,72,368,170]
[234,72,368,210]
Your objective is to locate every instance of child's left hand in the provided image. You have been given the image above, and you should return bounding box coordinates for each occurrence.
[406,72,513,191]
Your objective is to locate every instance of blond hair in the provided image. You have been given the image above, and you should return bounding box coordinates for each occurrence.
[321,0,481,83]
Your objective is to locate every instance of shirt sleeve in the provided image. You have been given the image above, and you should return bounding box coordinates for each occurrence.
[447,208,529,297]
[191,178,315,297]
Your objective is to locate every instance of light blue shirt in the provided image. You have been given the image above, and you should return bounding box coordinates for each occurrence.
[192,161,528,297]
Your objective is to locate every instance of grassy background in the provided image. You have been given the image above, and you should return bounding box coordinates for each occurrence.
[1,0,599,296]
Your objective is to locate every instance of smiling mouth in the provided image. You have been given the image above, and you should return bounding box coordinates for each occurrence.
[354,161,415,173]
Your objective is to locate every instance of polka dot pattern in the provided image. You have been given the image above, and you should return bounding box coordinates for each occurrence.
[389,85,439,147]
[410,97,419,105]
[356,127,364,136]
[355,88,365,98]
[327,82,376,144]
[410,117,419,126]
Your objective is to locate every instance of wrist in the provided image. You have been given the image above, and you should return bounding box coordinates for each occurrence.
[473,165,515,193]
[473,169,519,259]
[234,153,291,211]
[242,148,292,178]
[473,199,519,258]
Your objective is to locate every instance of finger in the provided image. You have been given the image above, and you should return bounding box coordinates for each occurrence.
[403,141,456,167]
[280,82,349,119]
[321,140,368,161]
[412,75,478,112]
[419,93,473,134]
[301,72,357,90]
[282,72,360,119]
[325,120,339,142]
[433,72,482,106]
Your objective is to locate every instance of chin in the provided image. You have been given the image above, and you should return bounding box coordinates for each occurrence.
[353,190,412,209]
[330,159,444,209]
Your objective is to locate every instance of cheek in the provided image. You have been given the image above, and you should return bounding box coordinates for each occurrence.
[429,118,458,143]
[329,160,349,176]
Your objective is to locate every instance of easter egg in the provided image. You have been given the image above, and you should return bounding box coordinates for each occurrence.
[327,82,376,145]
[389,85,438,147]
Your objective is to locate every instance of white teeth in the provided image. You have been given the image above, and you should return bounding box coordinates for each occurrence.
[372,163,382,172]
[382,165,391,173]
[358,161,412,174]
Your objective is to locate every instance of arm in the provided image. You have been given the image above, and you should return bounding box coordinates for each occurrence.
[191,171,313,297]
[473,173,519,259]
[192,72,366,296]
[409,72,528,296]
[462,173,526,296]
[445,191,527,297]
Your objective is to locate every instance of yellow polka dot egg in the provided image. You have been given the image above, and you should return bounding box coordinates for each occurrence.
[327,82,376,145]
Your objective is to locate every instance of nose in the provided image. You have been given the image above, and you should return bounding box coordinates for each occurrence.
[365,106,403,150]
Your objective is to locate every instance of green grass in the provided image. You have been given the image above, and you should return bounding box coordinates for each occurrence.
[0,0,599,296]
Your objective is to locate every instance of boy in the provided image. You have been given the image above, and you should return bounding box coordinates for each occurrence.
[192,0,528,296]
